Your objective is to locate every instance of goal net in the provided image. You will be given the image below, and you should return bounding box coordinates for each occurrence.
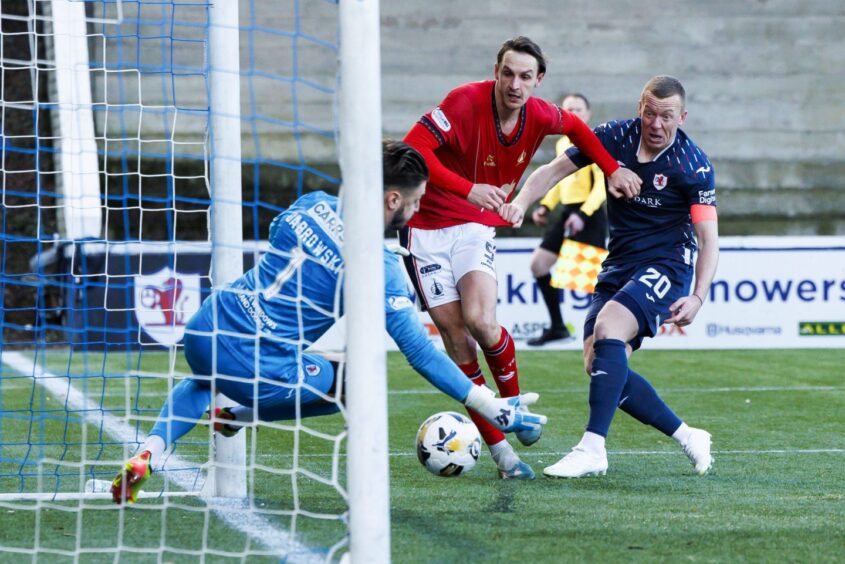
[0,0,385,561]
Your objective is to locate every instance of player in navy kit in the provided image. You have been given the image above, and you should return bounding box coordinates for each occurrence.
[499,75,718,478]
[111,142,547,504]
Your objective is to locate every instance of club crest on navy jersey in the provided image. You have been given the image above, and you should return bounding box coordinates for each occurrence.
[653,173,668,190]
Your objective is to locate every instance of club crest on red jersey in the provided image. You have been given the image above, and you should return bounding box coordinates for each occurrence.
[653,174,668,190]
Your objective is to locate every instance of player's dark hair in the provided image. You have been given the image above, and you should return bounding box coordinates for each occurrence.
[497,36,546,75]
[641,75,686,107]
[561,92,590,110]
[383,140,428,191]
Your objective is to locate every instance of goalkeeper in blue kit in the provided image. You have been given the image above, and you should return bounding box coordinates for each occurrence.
[112,141,547,504]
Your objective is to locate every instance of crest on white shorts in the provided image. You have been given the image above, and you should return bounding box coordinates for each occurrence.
[134,267,201,345]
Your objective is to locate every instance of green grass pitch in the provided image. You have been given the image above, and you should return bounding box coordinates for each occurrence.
[0,348,843,562]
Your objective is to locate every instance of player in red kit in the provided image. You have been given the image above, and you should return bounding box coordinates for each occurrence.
[400,36,641,479]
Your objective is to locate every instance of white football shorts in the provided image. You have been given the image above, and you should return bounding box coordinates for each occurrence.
[401,223,497,310]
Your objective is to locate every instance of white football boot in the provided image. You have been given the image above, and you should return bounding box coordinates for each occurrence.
[681,427,713,475]
[543,446,608,478]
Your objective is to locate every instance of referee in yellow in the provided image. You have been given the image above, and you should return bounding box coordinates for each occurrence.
[528,93,608,346]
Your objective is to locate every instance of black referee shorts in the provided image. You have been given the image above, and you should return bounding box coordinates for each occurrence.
[538,203,607,253]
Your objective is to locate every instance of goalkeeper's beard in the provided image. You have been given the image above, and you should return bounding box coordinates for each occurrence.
[388,211,410,231]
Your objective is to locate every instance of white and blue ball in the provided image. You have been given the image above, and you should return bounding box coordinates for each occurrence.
[415,411,481,477]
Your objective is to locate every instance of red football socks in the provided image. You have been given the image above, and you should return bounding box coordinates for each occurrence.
[458,360,505,446]
[482,327,520,398]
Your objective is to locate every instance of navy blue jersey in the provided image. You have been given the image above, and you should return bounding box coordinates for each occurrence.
[568,119,716,267]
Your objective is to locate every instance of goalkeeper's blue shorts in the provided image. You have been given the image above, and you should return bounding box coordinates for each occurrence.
[182,327,338,422]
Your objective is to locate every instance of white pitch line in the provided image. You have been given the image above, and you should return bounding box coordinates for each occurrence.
[251,447,845,460]
[388,385,845,395]
[1,351,326,564]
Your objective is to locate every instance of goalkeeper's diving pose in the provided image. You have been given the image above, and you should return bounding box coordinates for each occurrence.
[111,141,547,504]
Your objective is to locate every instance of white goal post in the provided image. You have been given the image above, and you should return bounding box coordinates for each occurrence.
[339,1,391,562]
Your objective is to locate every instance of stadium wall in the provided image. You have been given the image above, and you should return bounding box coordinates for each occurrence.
[88,0,844,234]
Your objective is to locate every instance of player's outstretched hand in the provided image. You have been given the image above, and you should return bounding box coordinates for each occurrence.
[607,167,642,199]
[464,385,548,434]
[468,183,508,211]
[665,294,704,327]
[498,202,526,228]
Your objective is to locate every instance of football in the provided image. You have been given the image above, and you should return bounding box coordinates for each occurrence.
[415,411,481,477]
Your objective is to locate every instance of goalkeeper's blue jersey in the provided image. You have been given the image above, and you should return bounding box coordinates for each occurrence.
[188,191,471,401]
[567,118,716,267]
[210,190,344,353]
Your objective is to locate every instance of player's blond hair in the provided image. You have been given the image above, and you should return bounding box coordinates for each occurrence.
[641,75,686,108]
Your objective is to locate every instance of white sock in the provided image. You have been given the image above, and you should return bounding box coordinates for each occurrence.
[577,431,606,453]
[138,435,166,468]
[672,422,692,445]
[489,440,518,470]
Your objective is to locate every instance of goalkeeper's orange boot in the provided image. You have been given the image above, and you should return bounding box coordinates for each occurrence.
[111,450,151,504]
[209,407,242,438]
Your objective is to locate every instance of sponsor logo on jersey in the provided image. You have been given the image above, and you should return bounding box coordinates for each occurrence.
[306,201,344,245]
[388,296,414,310]
[483,154,496,167]
[305,364,321,376]
[420,264,441,276]
[798,321,845,336]
[653,174,668,190]
[698,189,716,205]
[517,150,527,164]
[695,165,711,175]
[134,267,201,346]
[431,107,451,132]
[632,195,662,208]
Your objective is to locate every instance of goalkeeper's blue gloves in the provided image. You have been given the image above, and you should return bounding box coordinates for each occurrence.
[464,385,548,434]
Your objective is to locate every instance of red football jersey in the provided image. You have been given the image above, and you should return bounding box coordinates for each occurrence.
[406,80,567,229]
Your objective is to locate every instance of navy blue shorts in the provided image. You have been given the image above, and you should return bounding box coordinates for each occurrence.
[584,260,693,351]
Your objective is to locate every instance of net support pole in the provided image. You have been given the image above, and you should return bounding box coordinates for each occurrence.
[339,1,390,562]
[208,0,247,499]
[50,0,102,240]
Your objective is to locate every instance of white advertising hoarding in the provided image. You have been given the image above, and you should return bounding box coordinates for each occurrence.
[119,237,845,351]
[487,236,845,350]
[317,236,845,351]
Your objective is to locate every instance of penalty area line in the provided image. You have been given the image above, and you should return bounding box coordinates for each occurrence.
[0,351,327,564]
